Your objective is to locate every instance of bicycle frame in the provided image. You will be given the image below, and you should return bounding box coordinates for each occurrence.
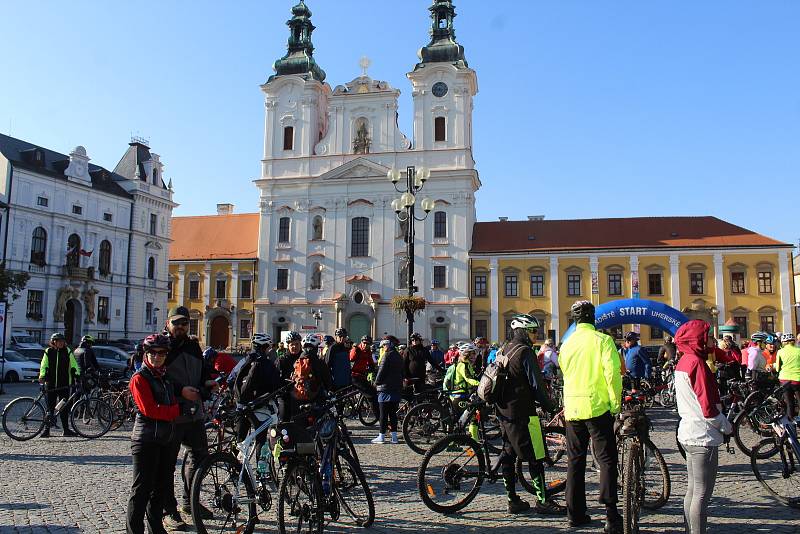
[232,405,280,506]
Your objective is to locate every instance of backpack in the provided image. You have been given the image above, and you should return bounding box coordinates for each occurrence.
[231,355,256,400]
[442,364,458,393]
[291,355,320,401]
[477,344,524,404]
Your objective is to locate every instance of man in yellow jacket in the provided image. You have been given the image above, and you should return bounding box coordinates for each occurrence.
[559,301,623,533]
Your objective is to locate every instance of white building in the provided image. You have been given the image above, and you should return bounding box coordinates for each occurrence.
[254,0,478,345]
[0,134,176,345]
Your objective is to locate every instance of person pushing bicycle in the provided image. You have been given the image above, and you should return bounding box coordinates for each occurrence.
[38,332,81,438]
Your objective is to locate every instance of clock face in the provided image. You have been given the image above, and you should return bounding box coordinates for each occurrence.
[432,82,448,98]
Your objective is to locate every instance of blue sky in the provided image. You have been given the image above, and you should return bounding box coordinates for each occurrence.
[1,1,798,247]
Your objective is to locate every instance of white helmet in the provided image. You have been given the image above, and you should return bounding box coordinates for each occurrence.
[459,342,478,356]
[780,332,795,344]
[302,334,321,348]
[251,333,272,347]
[510,313,541,331]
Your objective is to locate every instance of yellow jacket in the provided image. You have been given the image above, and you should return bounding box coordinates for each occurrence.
[559,323,622,421]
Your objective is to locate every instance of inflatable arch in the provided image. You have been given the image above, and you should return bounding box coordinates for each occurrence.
[561,298,689,343]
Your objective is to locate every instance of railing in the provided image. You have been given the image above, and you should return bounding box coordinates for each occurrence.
[63,265,93,280]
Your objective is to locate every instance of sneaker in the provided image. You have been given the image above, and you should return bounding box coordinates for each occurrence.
[569,515,593,528]
[62,428,77,437]
[507,497,531,514]
[370,435,385,444]
[604,515,624,534]
[390,432,399,444]
[163,511,188,532]
[534,499,567,515]
[182,503,213,519]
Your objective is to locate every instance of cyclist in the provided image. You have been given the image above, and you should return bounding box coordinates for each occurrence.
[473,337,490,373]
[763,334,779,371]
[495,314,565,516]
[74,335,100,382]
[276,341,287,360]
[775,332,800,422]
[234,333,282,441]
[448,342,480,408]
[404,332,436,394]
[487,342,500,365]
[326,327,352,391]
[130,342,145,373]
[539,339,559,378]
[559,301,623,532]
[350,335,379,417]
[429,339,445,368]
[285,334,331,421]
[674,320,732,534]
[444,343,459,367]
[38,332,81,438]
[622,332,650,391]
[278,331,303,381]
[203,347,236,379]
[745,332,768,374]
[658,335,677,365]
[372,335,404,444]
[126,334,180,534]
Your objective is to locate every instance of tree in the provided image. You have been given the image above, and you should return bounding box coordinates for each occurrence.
[0,267,30,302]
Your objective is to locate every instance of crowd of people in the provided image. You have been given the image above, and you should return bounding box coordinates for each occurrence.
[30,299,800,534]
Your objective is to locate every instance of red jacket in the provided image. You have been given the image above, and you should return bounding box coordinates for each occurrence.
[349,345,374,379]
[214,353,237,376]
[130,372,180,422]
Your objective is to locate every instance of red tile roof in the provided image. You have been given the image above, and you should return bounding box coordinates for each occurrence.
[170,213,259,261]
[471,216,788,254]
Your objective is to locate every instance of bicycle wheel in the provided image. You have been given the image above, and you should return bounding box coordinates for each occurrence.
[622,440,642,534]
[70,398,114,439]
[2,397,46,441]
[191,452,257,534]
[641,439,670,510]
[106,393,125,431]
[357,395,378,427]
[733,393,780,458]
[517,426,567,497]
[403,402,448,455]
[277,460,324,534]
[332,451,375,527]
[751,438,800,509]
[417,433,485,514]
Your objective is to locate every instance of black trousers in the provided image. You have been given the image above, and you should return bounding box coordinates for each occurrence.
[127,441,173,534]
[164,420,209,512]
[379,401,399,434]
[46,390,70,429]
[565,411,618,520]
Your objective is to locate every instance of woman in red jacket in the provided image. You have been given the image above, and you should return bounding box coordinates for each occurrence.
[126,334,181,534]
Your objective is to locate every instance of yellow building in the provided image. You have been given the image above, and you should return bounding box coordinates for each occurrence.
[168,205,259,349]
[470,216,795,344]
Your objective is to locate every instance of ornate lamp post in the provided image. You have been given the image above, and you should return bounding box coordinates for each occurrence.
[388,165,435,343]
[311,308,323,330]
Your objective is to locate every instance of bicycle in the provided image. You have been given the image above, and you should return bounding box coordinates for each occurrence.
[417,397,567,514]
[2,382,114,440]
[733,375,784,458]
[750,411,800,509]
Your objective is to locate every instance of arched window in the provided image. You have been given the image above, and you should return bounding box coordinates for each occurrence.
[152,168,159,186]
[351,217,369,257]
[434,211,447,239]
[434,117,446,142]
[310,263,322,290]
[66,233,81,267]
[312,216,324,240]
[283,126,294,151]
[147,256,155,280]
[98,240,112,276]
[30,227,47,265]
[278,217,290,243]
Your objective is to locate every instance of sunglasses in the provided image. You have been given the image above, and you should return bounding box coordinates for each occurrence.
[148,350,168,357]
[170,318,189,327]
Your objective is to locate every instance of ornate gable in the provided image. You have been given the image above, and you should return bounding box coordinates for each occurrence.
[318,157,389,181]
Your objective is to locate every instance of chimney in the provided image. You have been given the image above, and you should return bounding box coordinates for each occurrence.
[498,217,508,222]
[217,203,234,215]
[528,215,545,221]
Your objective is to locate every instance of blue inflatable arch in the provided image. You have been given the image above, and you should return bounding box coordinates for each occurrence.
[561,298,689,343]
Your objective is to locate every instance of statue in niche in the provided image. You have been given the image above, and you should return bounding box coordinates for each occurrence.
[352,119,370,154]
[82,286,99,323]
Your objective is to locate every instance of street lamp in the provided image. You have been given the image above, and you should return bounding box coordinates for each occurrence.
[388,165,434,344]
[311,309,322,329]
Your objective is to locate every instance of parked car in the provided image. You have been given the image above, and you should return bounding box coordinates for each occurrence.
[93,345,132,373]
[106,339,137,353]
[15,347,46,363]
[1,350,42,382]
[9,331,45,350]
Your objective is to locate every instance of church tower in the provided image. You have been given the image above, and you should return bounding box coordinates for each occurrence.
[407,0,478,152]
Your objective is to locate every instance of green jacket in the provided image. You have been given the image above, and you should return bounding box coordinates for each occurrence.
[39,347,81,388]
[451,360,479,395]
[559,323,622,421]
[776,345,800,382]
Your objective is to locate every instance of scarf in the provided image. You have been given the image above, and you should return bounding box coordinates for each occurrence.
[144,359,167,379]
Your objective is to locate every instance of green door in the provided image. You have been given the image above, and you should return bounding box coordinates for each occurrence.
[348,314,371,342]
[432,326,449,348]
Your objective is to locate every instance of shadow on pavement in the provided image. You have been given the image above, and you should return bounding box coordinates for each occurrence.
[1,452,130,466]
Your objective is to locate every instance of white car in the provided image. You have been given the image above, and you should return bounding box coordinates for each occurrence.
[1,350,42,382]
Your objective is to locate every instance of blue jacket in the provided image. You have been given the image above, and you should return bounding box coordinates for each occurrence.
[325,342,352,388]
[624,344,651,379]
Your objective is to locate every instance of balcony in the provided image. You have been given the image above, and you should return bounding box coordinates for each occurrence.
[63,265,93,281]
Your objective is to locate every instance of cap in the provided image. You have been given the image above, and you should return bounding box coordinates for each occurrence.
[167,305,190,320]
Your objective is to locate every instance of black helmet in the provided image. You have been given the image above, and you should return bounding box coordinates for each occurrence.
[410,332,423,341]
[285,331,302,343]
[50,332,66,342]
[570,300,596,324]
[624,332,640,343]
[334,327,348,338]
[143,334,170,351]
[361,335,372,343]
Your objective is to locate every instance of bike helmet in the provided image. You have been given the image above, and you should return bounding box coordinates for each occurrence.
[410,332,423,341]
[459,342,478,356]
[360,335,372,344]
[202,347,218,362]
[780,332,795,344]
[302,334,321,348]
[251,333,272,348]
[473,337,488,346]
[334,327,348,338]
[624,332,640,343]
[750,331,768,343]
[510,313,540,331]
[81,335,95,345]
[379,339,391,347]
[764,334,777,345]
[398,344,407,351]
[50,332,66,342]
[430,339,439,345]
[143,334,170,351]
[285,331,302,343]
[570,300,595,323]
[323,335,335,345]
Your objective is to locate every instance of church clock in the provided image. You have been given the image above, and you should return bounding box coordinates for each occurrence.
[432,82,448,98]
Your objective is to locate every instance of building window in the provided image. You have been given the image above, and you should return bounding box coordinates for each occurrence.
[608,273,623,296]
[145,302,153,325]
[167,280,174,300]
[567,274,582,296]
[147,257,155,280]
[312,216,323,240]
[98,240,112,276]
[189,319,199,336]
[240,279,252,299]
[277,268,289,290]
[530,274,544,297]
[760,315,775,333]
[26,290,43,318]
[731,272,746,294]
[475,319,488,340]
[216,278,226,299]
[433,266,447,289]
[310,263,322,290]
[72,205,82,215]
[66,233,81,267]
[690,272,704,295]
[240,319,252,339]
[610,326,624,340]
[37,196,48,207]
[103,213,113,222]
[757,271,773,294]
[434,116,446,142]
[650,326,664,340]
[96,332,108,341]
[504,275,518,297]
[734,316,748,338]
[434,211,447,239]
[30,227,47,265]
[351,217,369,257]
[152,168,159,186]
[189,280,200,299]
[473,274,487,297]
[97,296,109,323]
[278,217,290,243]
[149,214,157,236]
[648,273,663,295]
[283,126,294,151]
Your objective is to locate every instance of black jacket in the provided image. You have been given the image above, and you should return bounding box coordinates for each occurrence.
[164,335,212,423]
[496,331,554,420]
[376,348,404,395]
[404,344,433,381]
[235,351,282,403]
[279,350,302,381]
[40,347,78,389]
[74,343,99,375]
